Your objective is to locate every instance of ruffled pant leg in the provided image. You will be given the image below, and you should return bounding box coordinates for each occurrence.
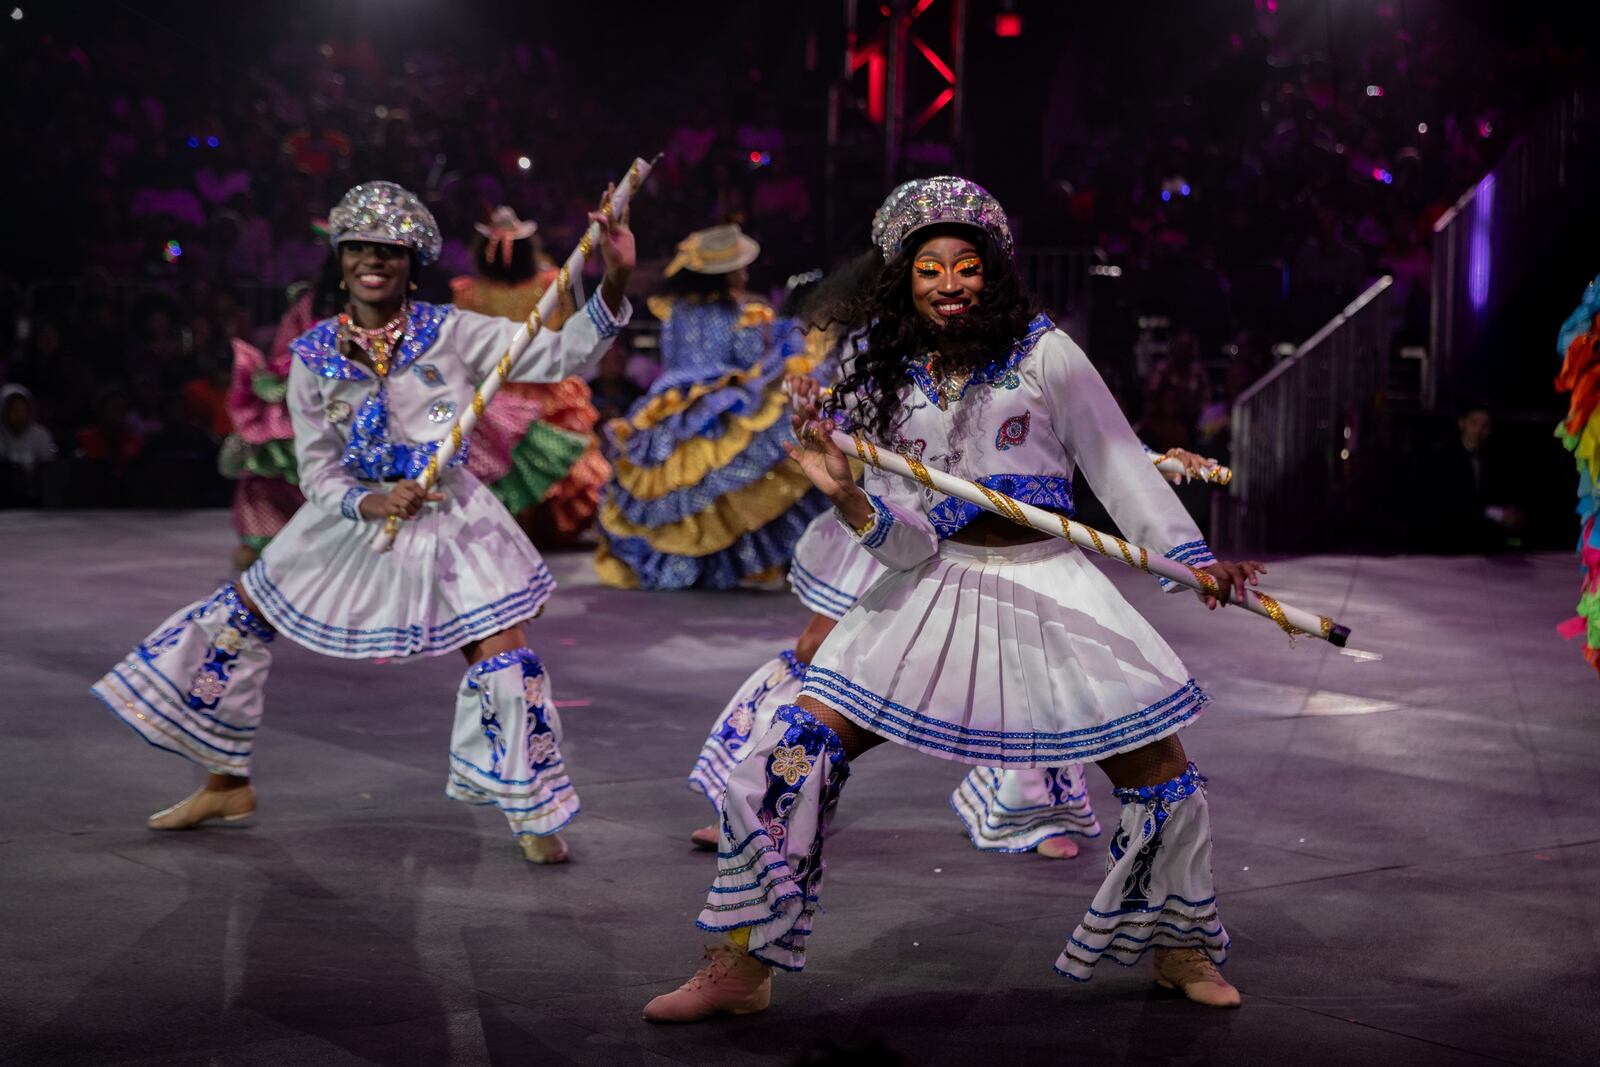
[90,583,274,777]
[1054,762,1229,980]
[447,648,581,839]
[695,705,850,971]
[950,764,1102,852]
[688,651,807,815]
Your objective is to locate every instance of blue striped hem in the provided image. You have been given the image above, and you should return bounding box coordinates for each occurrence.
[800,668,1207,763]
[788,559,858,619]
[243,563,554,658]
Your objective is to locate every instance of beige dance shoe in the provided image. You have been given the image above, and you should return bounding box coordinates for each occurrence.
[147,785,257,830]
[518,833,570,865]
[689,824,720,851]
[1152,947,1241,1008]
[643,944,773,1023]
[1034,835,1080,860]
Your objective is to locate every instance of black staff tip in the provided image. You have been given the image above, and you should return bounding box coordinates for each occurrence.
[1329,624,1351,647]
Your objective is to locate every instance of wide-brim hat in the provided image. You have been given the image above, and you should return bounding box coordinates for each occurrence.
[665,223,760,277]
[474,205,537,241]
[873,175,1014,261]
[328,180,443,266]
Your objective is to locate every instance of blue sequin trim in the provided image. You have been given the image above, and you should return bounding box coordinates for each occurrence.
[585,291,623,341]
[339,486,369,520]
[466,647,545,688]
[859,495,894,549]
[340,385,470,481]
[801,668,1207,763]
[927,473,1073,539]
[906,314,1053,408]
[1157,539,1218,589]
[291,301,452,380]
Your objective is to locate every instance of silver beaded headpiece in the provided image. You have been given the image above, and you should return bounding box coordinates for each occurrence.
[873,175,1013,261]
[328,181,442,266]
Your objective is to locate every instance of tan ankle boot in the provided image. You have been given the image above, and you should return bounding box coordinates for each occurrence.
[643,944,772,1023]
[689,824,720,851]
[1153,946,1240,1008]
[147,785,256,830]
[1035,835,1080,860]
[518,833,570,865]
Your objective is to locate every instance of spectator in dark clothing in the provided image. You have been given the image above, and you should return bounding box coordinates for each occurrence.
[1421,403,1523,552]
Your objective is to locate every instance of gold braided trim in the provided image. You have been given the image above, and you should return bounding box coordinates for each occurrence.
[1113,536,1135,567]
[472,394,486,417]
[1253,591,1304,636]
[578,234,594,258]
[1086,527,1107,556]
[609,388,790,500]
[1190,566,1220,597]
[1320,616,1335,639]
[1137,546,1150,572]
[905,455,935,492]
[596,460,817,556]
[852,434,869,465]
[973,483,1028,525]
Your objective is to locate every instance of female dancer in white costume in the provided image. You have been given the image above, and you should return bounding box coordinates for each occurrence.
[91,181,633,865]
[646,177,1261,1022]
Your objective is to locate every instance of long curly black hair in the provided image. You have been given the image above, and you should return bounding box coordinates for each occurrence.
[824,223,1038,440]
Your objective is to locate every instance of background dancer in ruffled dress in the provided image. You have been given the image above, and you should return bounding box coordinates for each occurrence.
[594,223,827,590]
[91,180,634,866]
[646,177,1263,1023]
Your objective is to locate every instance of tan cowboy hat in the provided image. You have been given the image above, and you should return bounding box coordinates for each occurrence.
[474,205,538,241]
[664,223,760,277]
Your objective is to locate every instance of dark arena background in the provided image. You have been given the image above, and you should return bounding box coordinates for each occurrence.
[1,1,1597,1065]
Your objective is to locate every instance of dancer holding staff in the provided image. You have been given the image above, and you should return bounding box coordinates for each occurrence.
[646,176,1273,1023]
[91,170,640,865]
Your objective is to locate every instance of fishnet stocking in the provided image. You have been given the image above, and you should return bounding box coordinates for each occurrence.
[1095,734,1189,789]
[794,696,886,760]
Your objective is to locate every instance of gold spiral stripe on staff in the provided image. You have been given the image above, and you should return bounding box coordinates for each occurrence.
[1191,566,1220,597]
[1113,536,1135,567]
[905,456,935,492]
[578,234,594,258]
[472,394,486,417]
[852,434,869,465]
[974,483,1027,525]
[1253,591,1304,636]
[1085,527,1107,556]
[1138,546,1150,573]
[1319,616,1334,638]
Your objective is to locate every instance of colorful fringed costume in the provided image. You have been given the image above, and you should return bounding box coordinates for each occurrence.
[451,271,610,546]
[1555,275,1600,676]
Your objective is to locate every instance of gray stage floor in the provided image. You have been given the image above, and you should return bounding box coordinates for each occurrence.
[2,511,1597,1066]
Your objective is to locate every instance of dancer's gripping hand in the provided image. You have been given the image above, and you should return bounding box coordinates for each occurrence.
[591,183,636,311]
[786,417,864,509]
[1164,448,1218,484]
[359,479,444,521]
[1198,560,1267,610]
[786,374,822,420]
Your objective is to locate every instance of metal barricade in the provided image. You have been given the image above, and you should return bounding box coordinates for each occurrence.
[1227,276,1393,551]
[1428,85,1599,408]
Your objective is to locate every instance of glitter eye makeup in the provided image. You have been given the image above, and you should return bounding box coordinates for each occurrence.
[915,259,944,275]
[955,255,983,275]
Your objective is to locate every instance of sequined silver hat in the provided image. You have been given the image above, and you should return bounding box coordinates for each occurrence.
[328,181,442,266]
[873,175,1014,261]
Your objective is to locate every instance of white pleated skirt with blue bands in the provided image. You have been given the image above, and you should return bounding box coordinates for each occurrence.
[800,537,1207,767]
[243,468,552,660]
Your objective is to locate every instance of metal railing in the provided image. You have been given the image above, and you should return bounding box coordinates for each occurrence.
[1225,275,1393,551]
[1428,84,1600,408]
[1017,246,1100,342]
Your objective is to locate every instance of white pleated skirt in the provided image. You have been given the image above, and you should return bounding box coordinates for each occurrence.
[799,538,1207,767]
[242,469,553,660]
[787,511,889,621]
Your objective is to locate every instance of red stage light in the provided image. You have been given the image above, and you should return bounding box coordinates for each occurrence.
[994,13,1022,37]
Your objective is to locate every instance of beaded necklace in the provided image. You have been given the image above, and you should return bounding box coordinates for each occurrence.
[338,301,409,378]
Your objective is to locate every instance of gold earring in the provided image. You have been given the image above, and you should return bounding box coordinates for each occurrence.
[339,279,347,290]
[409,280,418,292]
